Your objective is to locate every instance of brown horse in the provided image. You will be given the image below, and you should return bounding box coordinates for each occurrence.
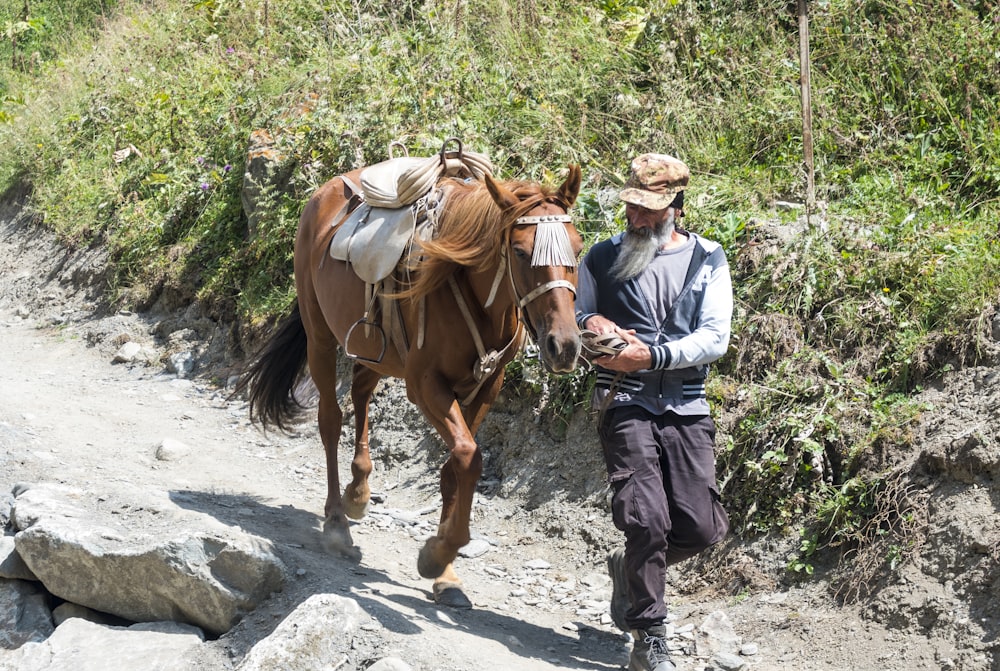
[237,163,584,607]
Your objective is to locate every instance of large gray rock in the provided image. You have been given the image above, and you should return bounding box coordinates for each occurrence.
[10,483,286,636]
[241,93,320,240]
[236,594,363,671]
[0,618,203,671]
[0,579,53,649]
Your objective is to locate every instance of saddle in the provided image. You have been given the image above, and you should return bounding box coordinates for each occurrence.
[360,148,491,209]
[327,139,494,363]
[328,199,425,285]
[329,139,493,284]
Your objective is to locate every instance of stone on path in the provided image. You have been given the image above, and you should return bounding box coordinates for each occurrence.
[698,609,741,656]
[236,594,363,671]
[367,658,413,671]
[0,618,203,671]
[9,482,286,636]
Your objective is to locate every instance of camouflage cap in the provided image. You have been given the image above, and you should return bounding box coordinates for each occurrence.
[618,153,689,211]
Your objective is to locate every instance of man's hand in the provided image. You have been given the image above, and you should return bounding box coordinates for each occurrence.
[583,316,651,372]
[583,315,619,336]
[592,328,652,372]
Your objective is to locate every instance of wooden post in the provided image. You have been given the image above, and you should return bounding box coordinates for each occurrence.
[263,0,270,45]
[12,0,31,70]
[798,0,816,225]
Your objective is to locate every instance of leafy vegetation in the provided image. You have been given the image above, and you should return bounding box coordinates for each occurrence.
[1,0,998,589]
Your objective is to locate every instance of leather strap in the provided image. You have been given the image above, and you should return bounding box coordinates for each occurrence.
[518,279,576,308]
[513,214,572,225]
[448,276,524,406]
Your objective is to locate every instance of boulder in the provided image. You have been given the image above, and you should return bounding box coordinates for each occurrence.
[0,536,36,581]
[0,618,203,671]
[0,579,52,649]
[10,483,286,636]
[236,594,363,671]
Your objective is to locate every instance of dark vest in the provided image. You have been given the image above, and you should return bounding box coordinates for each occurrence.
[582,232,713,348]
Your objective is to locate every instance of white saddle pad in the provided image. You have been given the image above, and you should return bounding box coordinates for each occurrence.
[329,204,416,284]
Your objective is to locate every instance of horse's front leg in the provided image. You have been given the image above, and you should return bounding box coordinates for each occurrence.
[342,363,380,519]
[416,386,494,608]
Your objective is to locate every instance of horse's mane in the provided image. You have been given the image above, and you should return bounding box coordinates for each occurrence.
[394,177,567,302]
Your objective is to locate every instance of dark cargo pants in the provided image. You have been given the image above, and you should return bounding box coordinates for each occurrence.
[598,405,730,630]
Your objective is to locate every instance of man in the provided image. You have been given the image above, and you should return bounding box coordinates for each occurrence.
[575,153,732,671]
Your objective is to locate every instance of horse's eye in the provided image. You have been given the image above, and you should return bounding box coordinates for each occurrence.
[512,247,530,261]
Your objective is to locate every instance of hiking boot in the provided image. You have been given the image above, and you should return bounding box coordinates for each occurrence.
[606,547,629,632]
[628,625,676,671]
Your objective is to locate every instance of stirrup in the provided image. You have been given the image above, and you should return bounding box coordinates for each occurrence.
[343,316,387,363]
[343,291,387,363]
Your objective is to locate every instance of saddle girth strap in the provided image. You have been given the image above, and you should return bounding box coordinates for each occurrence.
[379,275,410,362]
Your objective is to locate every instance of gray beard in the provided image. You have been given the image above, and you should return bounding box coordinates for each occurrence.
[610,220,675,282]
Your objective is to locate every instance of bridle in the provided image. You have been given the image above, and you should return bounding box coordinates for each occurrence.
[451,211,577,405]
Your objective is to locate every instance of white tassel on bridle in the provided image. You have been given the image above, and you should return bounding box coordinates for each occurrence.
[518,214,577,268]
[513,213,577,309]
[484,213,576,308]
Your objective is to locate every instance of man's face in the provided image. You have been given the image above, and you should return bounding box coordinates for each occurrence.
[610,204,680,282]
[625,203,677,237]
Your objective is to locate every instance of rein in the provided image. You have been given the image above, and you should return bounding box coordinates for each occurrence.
[452,212,576,406]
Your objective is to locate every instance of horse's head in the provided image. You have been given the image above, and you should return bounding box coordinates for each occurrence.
[485,165,584,373]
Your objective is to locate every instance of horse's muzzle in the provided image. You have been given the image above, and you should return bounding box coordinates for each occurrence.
[538,330,583,374]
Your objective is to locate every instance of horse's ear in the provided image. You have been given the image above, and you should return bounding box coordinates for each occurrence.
[485,173,520,212]
[558,164,582,208]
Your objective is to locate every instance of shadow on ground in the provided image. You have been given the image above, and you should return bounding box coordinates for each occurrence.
[170,488,624,670]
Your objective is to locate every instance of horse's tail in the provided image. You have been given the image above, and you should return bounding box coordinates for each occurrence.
[234,305,310,432]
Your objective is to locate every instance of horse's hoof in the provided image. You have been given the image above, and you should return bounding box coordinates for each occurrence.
[433,583,473,610]
[342,500,369,521]
[417,540,445,579]
[322,521,362,562]
[343,482,371,520]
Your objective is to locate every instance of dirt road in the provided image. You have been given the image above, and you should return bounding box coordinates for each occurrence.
[0,298,646,669]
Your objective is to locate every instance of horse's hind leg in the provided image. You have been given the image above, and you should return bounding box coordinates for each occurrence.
[342,362,380,519]
[307,340,362,561]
